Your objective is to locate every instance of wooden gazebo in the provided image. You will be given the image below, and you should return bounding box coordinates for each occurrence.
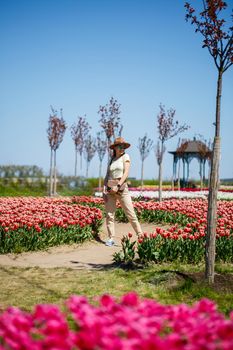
[169,138,212,186]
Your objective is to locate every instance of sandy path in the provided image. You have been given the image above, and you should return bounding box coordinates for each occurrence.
[0,223,156,269]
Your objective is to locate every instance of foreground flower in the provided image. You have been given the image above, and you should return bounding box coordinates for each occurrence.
[0,293,233,349]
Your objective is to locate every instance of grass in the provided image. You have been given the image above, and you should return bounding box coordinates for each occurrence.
[0,185,47,197]
[0,184,93,197]
[0,263,232,316]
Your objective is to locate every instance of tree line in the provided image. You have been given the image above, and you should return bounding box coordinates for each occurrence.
[47,98,189,199]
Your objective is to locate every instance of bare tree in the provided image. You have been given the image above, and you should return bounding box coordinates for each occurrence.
[71,116,91,177]
[185,0,233,283]
[84,135,97,178]
[47,106,67,196]
[138,134,153,189]
[157,104,189,202]
[98,97,123,160]
[96,132,107,192]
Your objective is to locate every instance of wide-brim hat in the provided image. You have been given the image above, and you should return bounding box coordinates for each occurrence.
[109,137,131,150]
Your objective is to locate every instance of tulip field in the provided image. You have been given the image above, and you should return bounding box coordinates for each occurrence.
[115,198,233,264]
[1,195,232,262]
[94,186,233,200]
[0,197,103,253]
[72,195,233,264]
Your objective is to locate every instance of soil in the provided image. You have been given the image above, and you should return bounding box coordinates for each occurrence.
[188,271,233,293]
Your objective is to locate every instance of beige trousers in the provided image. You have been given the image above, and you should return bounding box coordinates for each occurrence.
[104,186,142,239]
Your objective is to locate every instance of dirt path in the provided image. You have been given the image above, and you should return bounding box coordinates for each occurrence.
[0,223,156,269]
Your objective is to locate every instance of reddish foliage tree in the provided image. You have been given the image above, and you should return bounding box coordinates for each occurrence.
[138,134,153,188]
[157,104,189,201]
[71,116,91,177]
[47,106,67,196]
[185,0,233,283]
[98,97,123,159]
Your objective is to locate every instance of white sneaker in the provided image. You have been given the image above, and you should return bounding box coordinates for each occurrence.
[105,239,115,246]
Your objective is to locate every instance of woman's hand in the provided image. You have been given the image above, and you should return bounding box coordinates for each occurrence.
[111,186,118,193]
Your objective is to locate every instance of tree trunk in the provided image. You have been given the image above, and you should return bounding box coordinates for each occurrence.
[107,137,111,163]
[205,70,222,284]
[205,136,220,283]
[53,150,57,196]
[207,159,211,187]
[49,148,53,196]
[141,160,144,189]
[74,149,78,177]
[158,141,164,202]
[158,160,162,202]
[98,160,102,192]
[86,160,89,178]
[80,152,83,171]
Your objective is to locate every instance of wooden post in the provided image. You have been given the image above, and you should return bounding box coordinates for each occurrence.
[182,159,185,187]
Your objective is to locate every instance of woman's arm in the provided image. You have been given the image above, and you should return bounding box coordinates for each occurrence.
[118,160,130,186]
[103,165,110,194]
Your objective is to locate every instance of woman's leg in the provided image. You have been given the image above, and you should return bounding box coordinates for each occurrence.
[104,193,117,240]
[118,187,142,236]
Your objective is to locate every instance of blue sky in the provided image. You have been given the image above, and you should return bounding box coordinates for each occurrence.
[1,0,232,180]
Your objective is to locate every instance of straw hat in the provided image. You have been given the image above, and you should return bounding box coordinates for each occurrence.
[109,137,131,150]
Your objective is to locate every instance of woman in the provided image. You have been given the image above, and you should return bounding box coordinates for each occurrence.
[103,137,142,246]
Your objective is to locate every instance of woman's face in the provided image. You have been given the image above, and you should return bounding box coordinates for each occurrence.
[114,144,125,156]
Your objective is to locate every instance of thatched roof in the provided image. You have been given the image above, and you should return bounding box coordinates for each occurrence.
[169,139,212,157]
